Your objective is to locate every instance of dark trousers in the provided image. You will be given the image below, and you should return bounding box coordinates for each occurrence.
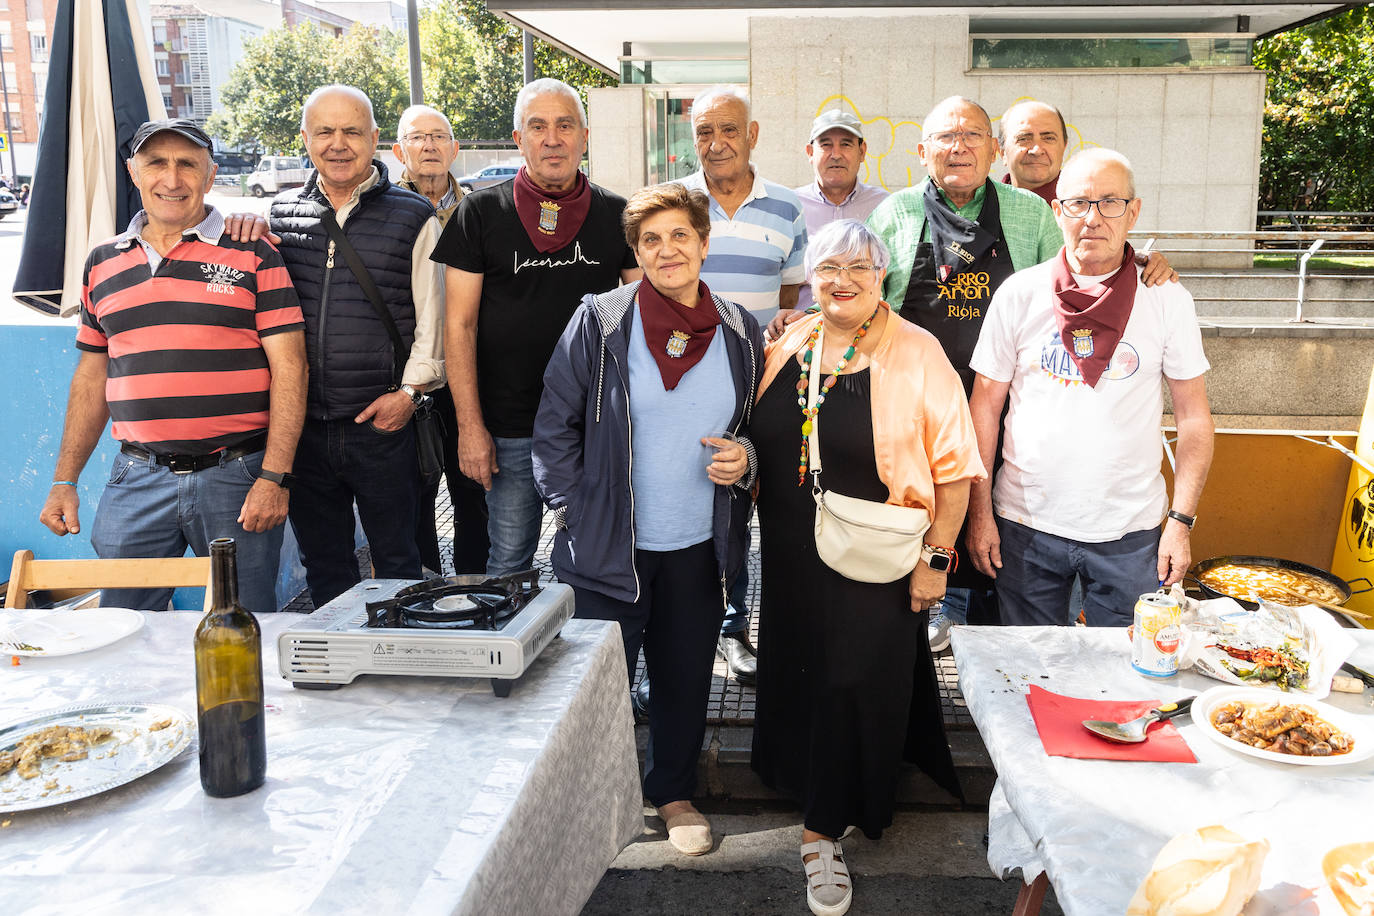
[289,417,423,608]
[573,540,723,807]
[415,386,490,574]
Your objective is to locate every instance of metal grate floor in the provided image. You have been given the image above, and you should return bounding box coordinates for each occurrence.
[285,483,973,729]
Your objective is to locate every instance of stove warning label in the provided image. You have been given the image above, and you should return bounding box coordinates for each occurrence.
[366,640,505,673]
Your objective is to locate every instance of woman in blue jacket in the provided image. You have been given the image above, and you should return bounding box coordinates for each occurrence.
[533,183,763,857]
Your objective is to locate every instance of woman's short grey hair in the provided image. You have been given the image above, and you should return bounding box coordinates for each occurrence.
[513,78,587,132]
[805,219,892,276]
[692,85,750,121]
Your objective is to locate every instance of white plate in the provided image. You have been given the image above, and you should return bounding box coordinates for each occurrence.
[0,702,194,812]
[1193,685,1374,767]
[0,608,145,657]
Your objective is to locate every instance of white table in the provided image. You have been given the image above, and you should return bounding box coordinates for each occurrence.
[0,608,642,915]
[952,625,1374,915]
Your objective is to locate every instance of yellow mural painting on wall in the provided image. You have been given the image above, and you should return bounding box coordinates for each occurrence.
[814,95,1093,192]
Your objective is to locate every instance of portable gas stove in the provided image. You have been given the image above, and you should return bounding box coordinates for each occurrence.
[277,570,574,696]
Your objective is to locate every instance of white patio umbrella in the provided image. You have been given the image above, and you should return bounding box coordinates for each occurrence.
[12,0,165,317]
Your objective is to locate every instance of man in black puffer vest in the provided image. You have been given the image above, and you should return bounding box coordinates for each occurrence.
[271,84,445,608]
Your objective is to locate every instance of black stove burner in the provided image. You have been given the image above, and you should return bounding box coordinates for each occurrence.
[363,570,540,631]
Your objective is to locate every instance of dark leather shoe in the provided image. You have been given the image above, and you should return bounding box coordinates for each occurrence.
[717,633,757,685]
[631,677,651,722]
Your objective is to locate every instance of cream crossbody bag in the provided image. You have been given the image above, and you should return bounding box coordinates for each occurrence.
[807,323,931,583]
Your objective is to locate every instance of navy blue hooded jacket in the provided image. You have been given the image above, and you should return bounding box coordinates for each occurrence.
[532,282,764,604]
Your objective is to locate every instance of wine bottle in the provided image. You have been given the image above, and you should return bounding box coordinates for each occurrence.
[194,537,267,797]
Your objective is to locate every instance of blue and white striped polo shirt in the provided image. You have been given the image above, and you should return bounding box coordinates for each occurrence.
[678,169,808,323]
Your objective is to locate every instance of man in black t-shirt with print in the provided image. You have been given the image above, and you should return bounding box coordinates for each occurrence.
[433,78,640,576]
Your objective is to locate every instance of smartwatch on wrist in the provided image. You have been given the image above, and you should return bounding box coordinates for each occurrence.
[258,469,296,490]
[921,543,956,573]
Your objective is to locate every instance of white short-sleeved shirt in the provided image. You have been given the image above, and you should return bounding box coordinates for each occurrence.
[968,260,1210,542]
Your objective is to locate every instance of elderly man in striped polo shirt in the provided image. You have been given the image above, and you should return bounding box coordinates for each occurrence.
[40,118,307,614]
[674,85,808,688]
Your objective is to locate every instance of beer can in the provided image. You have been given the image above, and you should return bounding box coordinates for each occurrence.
[1131,592,1182,678]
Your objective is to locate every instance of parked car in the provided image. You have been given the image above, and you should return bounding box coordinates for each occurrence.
[0,187,17,220]
[246,156,311,197]
[456,164,518,193]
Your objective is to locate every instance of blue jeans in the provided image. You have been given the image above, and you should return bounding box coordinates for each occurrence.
[721,556,749,636]
[91,448,284,614]
[995,517,1160,627]
[486,436,544,576]
[289,418,422,608]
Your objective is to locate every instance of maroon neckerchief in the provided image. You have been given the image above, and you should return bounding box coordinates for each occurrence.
[1002,172,1057,205]
[1049,244,1138,388]
[637,280,720,391]
[511,166,592,253]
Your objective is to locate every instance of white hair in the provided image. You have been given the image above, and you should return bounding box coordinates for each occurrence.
[805,219,891,276]
[513,78,587,132]
[300,84,377,131]
[692,85,751,122]
[397,104,454,144]
[1060,147,1136,199]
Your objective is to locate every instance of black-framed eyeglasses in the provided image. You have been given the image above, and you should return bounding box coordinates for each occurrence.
[1056,197,1131,218]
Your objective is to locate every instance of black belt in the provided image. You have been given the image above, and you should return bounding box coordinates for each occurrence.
[120,433,268,474]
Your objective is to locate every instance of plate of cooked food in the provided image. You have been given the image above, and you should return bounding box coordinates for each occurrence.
[1193,686,1374,767]
[0,702,194,812]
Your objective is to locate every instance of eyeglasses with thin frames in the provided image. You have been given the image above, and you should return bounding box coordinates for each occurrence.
[403,131,452,145]
[922,130,990,149]
[813,263,877,281]
[1056,197,1132,218]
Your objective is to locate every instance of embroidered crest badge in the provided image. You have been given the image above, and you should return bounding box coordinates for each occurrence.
[666,330,690,358]
[1071,328,1094,357]
[938,264,952,282]
[538,200,560,235]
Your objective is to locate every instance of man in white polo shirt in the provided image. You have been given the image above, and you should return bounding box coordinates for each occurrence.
[965,148,1214,625]
[675,84,808,685]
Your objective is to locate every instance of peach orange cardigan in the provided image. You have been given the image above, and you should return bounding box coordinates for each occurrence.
[756,302,986,511]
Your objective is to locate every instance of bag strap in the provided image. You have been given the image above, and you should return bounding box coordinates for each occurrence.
[807,323,824,494]
[320,210,406,387]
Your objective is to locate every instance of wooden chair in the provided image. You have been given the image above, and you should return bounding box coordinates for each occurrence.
[4,550,214,611]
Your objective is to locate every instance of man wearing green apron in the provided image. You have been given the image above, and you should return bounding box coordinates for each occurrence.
[867,96,1175,648]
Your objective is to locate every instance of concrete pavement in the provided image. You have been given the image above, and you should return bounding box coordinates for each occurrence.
[583,804,1065,915]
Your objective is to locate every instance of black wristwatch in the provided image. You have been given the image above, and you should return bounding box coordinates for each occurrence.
[1166,509,1196,530]
[258,469,296,490]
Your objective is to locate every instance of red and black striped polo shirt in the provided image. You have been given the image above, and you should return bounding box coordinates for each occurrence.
[77,210,304,456]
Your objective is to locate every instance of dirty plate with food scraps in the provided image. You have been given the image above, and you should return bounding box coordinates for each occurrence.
[1,608,145,657]
[0,703,193,813]
[1192,685,1374,767]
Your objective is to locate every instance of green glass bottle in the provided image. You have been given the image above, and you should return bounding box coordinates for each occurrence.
[194,537,266,797]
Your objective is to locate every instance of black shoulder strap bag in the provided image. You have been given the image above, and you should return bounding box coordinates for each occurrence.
[320,211,445,484]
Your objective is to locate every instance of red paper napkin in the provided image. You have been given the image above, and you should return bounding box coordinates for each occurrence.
[1024,685,1197,763]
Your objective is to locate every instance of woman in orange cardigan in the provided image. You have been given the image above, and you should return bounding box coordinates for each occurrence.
[749,219,985,916]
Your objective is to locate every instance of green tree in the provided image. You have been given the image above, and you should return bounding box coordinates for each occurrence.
[208,23,408,154]
[417,1,616,140]
[1253,7,1374,211]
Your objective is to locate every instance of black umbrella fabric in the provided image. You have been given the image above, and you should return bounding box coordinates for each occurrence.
[12,0,164,316]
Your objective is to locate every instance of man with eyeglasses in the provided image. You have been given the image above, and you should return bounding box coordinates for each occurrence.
[391,104,490,577]
[965,149,1214,626]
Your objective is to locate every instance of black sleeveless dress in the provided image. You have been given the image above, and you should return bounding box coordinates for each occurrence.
[750,366,961,839]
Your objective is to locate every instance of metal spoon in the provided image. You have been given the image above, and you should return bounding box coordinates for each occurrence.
[1082,697,1195,744]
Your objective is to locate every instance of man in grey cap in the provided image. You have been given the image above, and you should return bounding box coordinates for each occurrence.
[41,118,307,614]
[794,109,889,239]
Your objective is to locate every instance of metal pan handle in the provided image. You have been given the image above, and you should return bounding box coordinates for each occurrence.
[1345,577,1373,596]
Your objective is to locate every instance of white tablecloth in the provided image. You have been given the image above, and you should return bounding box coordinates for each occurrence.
[952,625,1374,915]
[0,605,642,915]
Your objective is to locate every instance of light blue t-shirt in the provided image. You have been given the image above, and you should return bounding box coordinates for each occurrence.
[627,302,736,551]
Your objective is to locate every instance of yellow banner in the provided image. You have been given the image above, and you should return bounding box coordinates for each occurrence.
[1330,364,1374,628]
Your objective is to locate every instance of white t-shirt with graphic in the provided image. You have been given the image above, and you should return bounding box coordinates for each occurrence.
[968,260,1210,542]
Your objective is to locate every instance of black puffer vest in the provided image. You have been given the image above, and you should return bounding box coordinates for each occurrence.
[271,163,435,419]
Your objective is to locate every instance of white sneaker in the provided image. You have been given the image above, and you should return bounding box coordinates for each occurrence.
[927,605,952,653]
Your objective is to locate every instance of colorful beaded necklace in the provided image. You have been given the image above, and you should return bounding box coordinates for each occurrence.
[796,308,878,484]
